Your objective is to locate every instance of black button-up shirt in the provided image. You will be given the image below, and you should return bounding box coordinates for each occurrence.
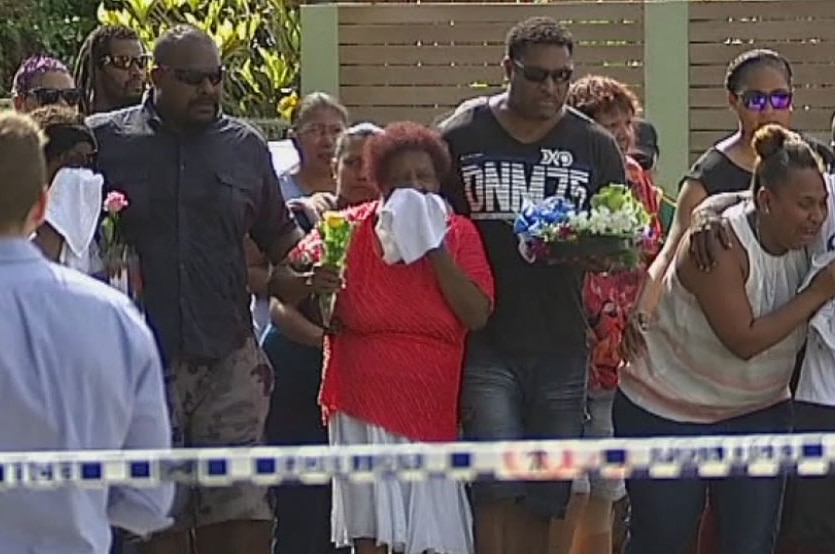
[87,99,299,363]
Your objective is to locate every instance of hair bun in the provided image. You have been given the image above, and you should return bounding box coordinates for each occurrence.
[753,124,799,159]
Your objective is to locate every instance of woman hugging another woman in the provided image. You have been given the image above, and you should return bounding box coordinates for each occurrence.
[617,124,835,554]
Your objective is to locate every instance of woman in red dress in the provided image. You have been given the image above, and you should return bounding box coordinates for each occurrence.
[289,122,494,554]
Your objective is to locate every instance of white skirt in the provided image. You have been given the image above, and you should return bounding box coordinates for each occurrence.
[329,412,474,554]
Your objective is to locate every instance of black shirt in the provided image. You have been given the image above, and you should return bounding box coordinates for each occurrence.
[440,104,626,356]
[687,137,835,195]
[87,100,299,363]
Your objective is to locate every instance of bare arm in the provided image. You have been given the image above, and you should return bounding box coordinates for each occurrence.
[635,179,709,313]
[268,263,314,305]
[32,223,63,262]
[244,237,269,296]
[269,297,324,348]
[427,245,491,330]
[693,190,750,217]
[677,232,831,361]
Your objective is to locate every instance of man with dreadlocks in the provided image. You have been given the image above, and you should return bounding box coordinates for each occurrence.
[73,25,148,115]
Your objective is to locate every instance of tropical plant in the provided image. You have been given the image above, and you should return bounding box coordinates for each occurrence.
[97,0,300,120]
[0,0,98,95]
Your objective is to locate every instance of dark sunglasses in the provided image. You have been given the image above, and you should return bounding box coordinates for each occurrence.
[160,66,225,86]
[28,87,82,107]
[513,60,573,84]
[101,54,150,71]
[737,89,793,112]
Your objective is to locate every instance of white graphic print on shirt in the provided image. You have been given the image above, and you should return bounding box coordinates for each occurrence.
[459,148,592,221]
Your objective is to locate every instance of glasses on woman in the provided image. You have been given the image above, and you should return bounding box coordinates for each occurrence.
[298,123,346,139]
[738,89,793,112]
[27,87,83,107]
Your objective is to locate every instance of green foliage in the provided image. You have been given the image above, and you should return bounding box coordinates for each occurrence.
[98,0,301,120]
[0,0,98,95]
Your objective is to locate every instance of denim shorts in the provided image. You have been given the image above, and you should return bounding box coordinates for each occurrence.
[460,343,588,519]
[571,388,626,501]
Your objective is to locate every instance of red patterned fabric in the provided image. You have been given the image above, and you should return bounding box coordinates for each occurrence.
[584,156,664,390]
[290,201,495,442]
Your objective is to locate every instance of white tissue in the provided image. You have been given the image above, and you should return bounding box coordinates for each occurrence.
[45,167,104,273]
[375,188,450,265]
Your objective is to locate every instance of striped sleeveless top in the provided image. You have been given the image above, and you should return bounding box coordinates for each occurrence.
[620,202,808,423]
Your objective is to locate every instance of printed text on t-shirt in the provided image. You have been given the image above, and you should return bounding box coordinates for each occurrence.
[459,148,592,221]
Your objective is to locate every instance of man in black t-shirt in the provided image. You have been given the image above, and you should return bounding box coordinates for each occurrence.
[439,17,625,554]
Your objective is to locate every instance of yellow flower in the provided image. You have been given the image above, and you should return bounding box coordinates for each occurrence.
[278,91,300,121]
[323,211,348,229]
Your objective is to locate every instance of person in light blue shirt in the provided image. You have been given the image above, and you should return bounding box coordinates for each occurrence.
[0,110,174,554]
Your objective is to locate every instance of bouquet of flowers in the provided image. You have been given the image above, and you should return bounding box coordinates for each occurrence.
[514,184,651,270]
[98,191,143,310]
[317,211,355,327]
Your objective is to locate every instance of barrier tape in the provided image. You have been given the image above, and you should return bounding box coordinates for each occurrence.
[1,434,833,490]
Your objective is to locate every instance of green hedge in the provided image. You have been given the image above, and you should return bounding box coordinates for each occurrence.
[1,0,300,123]
[0,0,98,95]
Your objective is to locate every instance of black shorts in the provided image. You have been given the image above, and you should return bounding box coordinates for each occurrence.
[779,401,835,553]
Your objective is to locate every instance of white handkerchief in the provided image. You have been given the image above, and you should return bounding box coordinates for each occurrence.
[45,167,104,266]
[375,188,450,265]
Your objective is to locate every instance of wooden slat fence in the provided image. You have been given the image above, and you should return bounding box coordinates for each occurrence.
[337,2,644,125]
[313,0,835,172]
[688,0,835,161]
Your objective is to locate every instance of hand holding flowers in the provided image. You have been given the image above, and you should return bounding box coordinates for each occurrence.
[98,190,143,310]
[99,191,129,269]
[514,184,653,271]
[316,211,355,327]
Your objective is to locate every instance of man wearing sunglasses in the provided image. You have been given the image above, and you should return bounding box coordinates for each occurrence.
[87,25,306,554]
[439,17,626,554]
[74,25,149,115]
[11,55,82,113]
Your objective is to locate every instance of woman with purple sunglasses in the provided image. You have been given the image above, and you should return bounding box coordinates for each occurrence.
[632,50,833,327]
[626,49,834,359]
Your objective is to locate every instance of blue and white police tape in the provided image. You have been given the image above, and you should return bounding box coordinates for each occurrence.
[1,433,834,490]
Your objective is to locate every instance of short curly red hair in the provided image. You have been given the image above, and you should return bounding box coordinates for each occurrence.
[364,121,452,193]
[566,75,641,120]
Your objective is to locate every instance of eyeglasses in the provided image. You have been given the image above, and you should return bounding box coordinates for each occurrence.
[737,89,793,112]
[159,66,225,86]
[101,54,150,71]
[27,87,83,107]
[513,60,573,84]
[297,123,346,138]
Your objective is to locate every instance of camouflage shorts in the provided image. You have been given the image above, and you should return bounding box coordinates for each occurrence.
[165,337,275,530]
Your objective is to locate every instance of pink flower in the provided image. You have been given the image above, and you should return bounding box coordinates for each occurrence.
[103,191,129,214]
